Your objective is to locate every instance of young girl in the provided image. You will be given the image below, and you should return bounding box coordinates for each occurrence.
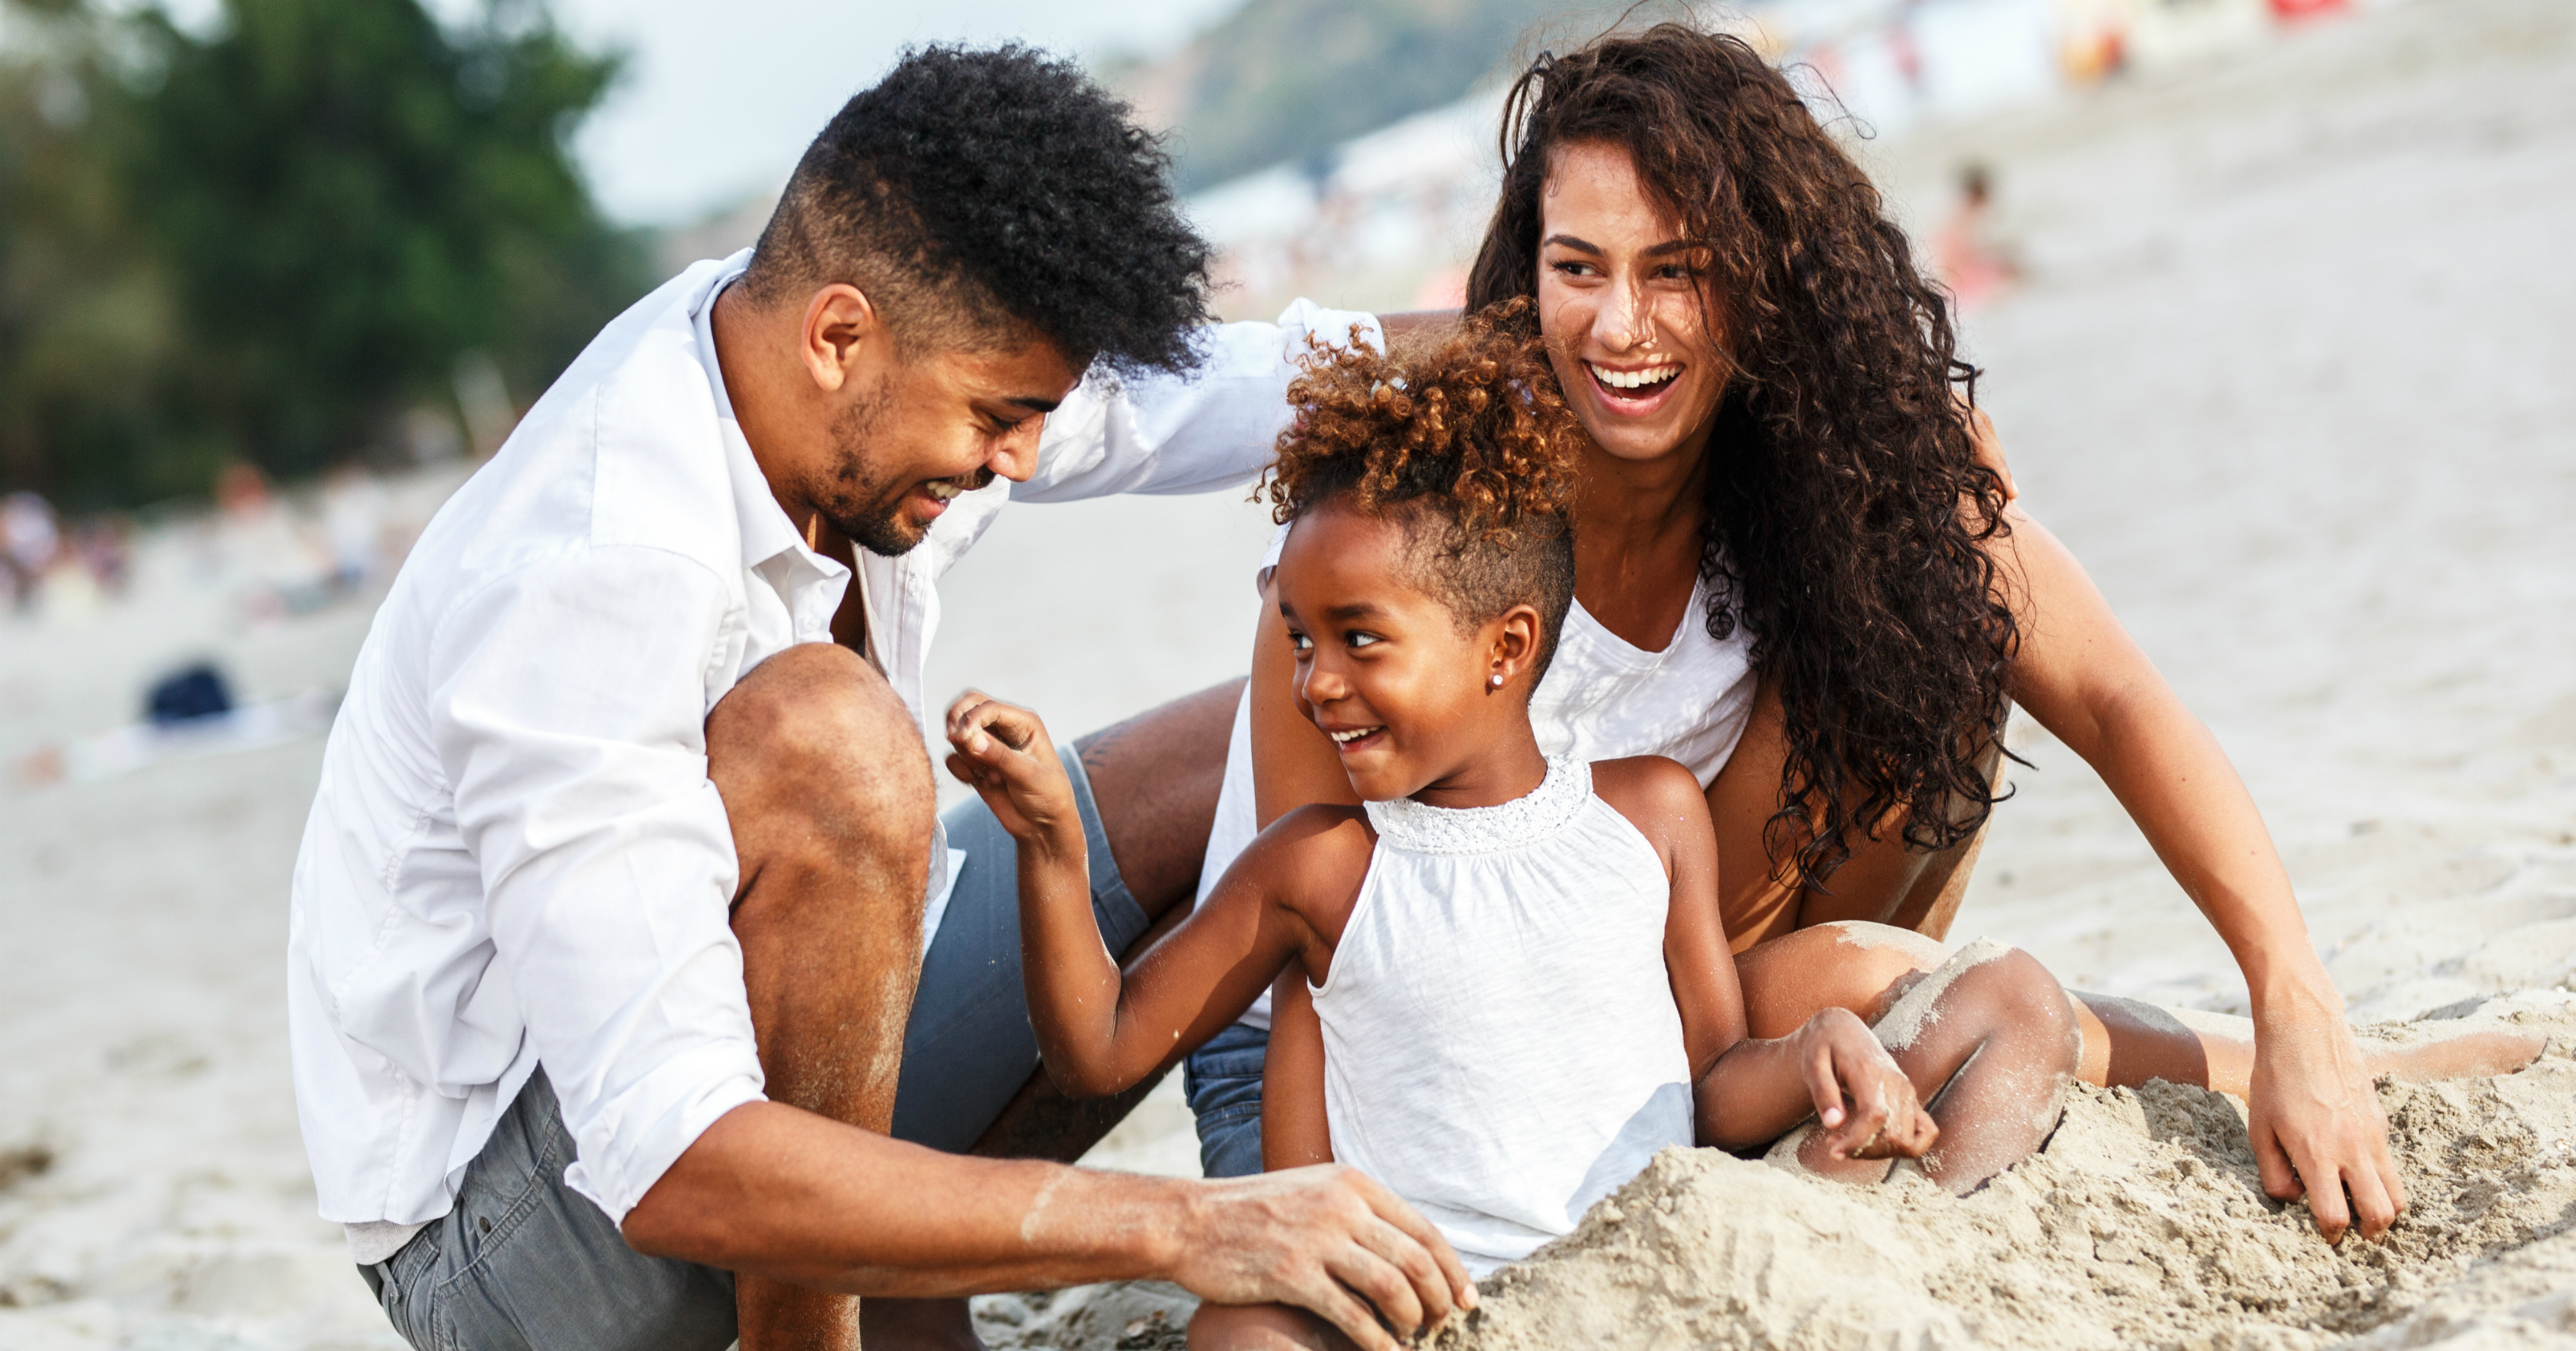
[944,318,2081,1349]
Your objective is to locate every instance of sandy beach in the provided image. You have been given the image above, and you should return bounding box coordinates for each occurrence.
[2,0,2571,1346]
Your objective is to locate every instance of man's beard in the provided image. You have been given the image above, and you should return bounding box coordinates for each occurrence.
[815,391,994,558]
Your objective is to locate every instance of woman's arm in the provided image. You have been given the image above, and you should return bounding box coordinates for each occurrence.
[1250,577,1364,825]
[946,692,1345,1097]
[1994,506,2404,1240]
[1262,975,1335,1170]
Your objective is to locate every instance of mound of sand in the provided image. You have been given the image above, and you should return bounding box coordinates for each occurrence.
[977,996,2576,1351]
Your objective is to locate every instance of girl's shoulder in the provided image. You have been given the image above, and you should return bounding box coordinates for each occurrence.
[1234,801,1379,937]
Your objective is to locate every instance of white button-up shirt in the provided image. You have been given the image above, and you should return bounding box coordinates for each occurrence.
[287,249,1378,1237]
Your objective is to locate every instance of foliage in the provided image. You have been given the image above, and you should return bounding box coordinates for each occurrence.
[0,0,647,509]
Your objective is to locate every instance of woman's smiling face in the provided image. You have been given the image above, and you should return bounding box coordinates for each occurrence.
[1535,141,1733,465]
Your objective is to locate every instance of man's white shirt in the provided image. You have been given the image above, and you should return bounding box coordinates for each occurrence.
[287,248,1378,1254]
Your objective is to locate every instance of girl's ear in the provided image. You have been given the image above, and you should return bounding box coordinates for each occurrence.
[1488,604,1546,689]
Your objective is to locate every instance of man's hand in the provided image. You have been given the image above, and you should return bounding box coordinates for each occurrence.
[2248,997,2405,1242]
[943,690,1076,844]
[1799,1009,1938,1161]
[1162,1166,1478,1351]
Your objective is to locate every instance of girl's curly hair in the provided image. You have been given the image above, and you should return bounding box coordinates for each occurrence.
[1466,25,2018,891]
[1261,303,1587,679]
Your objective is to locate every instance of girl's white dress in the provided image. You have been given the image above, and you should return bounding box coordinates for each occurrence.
[1312,757,1695,1277]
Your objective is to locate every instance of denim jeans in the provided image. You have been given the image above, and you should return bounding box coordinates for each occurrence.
[1183,1020,1270,1178]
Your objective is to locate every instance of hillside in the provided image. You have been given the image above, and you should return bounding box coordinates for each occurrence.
[1113,0,1623,191]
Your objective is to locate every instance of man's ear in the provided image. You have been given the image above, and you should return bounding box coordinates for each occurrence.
[799,283,884,394]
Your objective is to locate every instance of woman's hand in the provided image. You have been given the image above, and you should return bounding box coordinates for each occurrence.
[1797,1008,1937,1161]
[2248,990,2405,1242]
[943,690,1077,847]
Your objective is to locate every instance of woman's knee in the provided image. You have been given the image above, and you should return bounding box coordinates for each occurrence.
[1951,946,2081,1072]
[1736,921,1945,1039]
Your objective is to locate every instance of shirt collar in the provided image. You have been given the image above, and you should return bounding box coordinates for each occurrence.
[690,250,845,592]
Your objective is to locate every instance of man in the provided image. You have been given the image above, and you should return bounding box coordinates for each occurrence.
[287,47,1467,1351]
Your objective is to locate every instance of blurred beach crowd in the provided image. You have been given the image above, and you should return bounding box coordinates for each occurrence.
[0,0,2404,652]
[1188,0,2378,319]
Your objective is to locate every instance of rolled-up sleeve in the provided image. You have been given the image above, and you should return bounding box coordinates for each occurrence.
[429,544,765,1225]
[1017,299,1386,503]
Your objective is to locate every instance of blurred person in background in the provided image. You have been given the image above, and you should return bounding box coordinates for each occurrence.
[288,45,1469,1351]
[2,489,60,611]
[211,460,332,619]
[321,461,389,594]
[74,515,132,598]
[1933,161,2022,312]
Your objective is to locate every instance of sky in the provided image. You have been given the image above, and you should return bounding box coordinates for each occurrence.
[542,0,1241,225]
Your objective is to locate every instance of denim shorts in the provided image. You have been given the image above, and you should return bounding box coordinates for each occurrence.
[360,748,1149,1349]
[1183,1021,1270,1178]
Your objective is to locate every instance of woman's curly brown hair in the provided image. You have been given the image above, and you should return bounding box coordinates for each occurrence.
[1466,25,2018,890]
[1261,302,1588,679]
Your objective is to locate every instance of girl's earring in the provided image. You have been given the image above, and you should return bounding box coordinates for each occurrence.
[1489,672,1505,689]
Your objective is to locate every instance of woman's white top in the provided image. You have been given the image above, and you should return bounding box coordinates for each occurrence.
[1200,524,1757,1027]
[1315,757,1696,1277]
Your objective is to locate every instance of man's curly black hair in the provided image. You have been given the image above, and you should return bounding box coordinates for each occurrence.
[741,44,1213,375]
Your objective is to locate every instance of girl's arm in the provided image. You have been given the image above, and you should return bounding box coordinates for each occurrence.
[1593,757,1936,1160]
[946,692,1351,1098]
[1261,974,1334,1170]
[1993,508,2403,1239]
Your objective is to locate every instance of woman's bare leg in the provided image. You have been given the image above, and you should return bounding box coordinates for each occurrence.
[1870,944,2079,1192]
[1715,682,2545,1092]
[2071,994,2546,1097]
[1188,1303,1358,1351]
[1737,923,2545,1104]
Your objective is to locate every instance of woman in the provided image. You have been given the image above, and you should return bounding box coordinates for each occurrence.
[1169,23,2538,1245]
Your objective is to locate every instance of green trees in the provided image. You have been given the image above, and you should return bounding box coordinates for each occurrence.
[0,0,646,509]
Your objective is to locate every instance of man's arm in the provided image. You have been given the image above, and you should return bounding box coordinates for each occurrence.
[626,1101,1473,1351]
[1013,302,1387,503]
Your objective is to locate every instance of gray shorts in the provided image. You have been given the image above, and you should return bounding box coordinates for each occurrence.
[361,748,1149,1349]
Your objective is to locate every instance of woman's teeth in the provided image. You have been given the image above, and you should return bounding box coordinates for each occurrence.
[1588,361,1680,391]
[1329,726,1381,744]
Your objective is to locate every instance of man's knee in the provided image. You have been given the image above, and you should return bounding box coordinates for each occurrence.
[711,643,933,875]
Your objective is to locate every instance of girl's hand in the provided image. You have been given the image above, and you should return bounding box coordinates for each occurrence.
[943,690,1077,846]
[1797,1008,1938,1161]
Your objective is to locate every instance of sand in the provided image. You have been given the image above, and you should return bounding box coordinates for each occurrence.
[1446,996,2576,1351]
[1,0,2570,1346]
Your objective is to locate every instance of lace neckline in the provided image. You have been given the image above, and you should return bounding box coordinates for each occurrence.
[1364,757,1591,855]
